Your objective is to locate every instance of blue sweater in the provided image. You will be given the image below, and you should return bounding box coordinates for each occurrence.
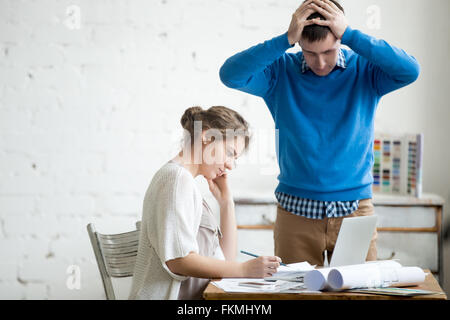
[219,26,420,201]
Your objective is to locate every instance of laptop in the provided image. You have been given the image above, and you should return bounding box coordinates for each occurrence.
[329,215,378,267]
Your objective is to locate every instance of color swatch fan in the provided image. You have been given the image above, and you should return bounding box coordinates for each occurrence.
[372,133,423,197]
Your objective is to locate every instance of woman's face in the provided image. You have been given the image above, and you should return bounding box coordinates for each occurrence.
[198,135,246,180]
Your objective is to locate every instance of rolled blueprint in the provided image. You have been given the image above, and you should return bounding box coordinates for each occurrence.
[304,269,332,291]
[328,266,426,290]
[304,260,402,291]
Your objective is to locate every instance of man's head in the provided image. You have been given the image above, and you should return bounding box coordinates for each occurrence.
[299,0,345,77]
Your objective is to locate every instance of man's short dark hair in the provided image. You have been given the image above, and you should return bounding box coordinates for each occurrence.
[302,0,345,42]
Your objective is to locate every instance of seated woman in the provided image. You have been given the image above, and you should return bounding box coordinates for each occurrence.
[129,105,281,300]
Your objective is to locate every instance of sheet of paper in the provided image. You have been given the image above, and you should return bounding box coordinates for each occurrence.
[264,261,315,282]
[346,287,440,297]
[284,261,316,271]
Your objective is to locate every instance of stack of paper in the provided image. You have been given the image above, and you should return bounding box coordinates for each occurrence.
[304,260,427,291]
[211,278,307,293]
[211,261,319,293]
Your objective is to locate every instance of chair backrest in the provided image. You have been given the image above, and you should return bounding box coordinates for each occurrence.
[87,221,141,300]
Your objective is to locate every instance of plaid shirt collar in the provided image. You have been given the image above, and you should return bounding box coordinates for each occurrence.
[300,48,346,73]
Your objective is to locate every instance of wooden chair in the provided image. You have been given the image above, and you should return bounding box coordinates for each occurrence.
[87,221,141,300]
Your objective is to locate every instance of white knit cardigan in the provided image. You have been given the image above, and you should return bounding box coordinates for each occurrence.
[128,162,204,300]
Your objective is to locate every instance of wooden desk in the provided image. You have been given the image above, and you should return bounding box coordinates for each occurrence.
[203,269,447,300]
[233,193,445,284]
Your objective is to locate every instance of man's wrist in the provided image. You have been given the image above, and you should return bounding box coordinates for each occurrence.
[285,31,296,47]
[340,25,353,44]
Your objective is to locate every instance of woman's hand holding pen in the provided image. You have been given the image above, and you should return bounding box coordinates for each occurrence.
[240,256,282,278]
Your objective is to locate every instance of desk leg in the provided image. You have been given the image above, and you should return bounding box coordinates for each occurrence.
[437,206,443,287]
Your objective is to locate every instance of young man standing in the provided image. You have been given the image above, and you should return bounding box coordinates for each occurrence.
[219,0,420,265]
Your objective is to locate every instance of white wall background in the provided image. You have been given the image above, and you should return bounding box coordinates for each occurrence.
[0,0,449,299]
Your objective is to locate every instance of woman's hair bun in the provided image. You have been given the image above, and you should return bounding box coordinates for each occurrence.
[180,106,203,130]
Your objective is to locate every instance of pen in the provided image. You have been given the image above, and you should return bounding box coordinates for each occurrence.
[240,250,288,266]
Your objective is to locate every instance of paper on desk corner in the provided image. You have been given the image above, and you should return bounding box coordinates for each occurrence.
[211,278,320,294]
[211,278,267,293]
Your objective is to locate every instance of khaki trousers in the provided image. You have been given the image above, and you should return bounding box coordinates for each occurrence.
[273,199,378,266]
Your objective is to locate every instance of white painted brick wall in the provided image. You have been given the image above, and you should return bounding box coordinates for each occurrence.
[1,0,449,299]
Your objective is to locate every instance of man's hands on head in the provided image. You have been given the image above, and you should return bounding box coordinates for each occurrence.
[308,0,349,40]
[287,0,349,45]
[287,0,316,46]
